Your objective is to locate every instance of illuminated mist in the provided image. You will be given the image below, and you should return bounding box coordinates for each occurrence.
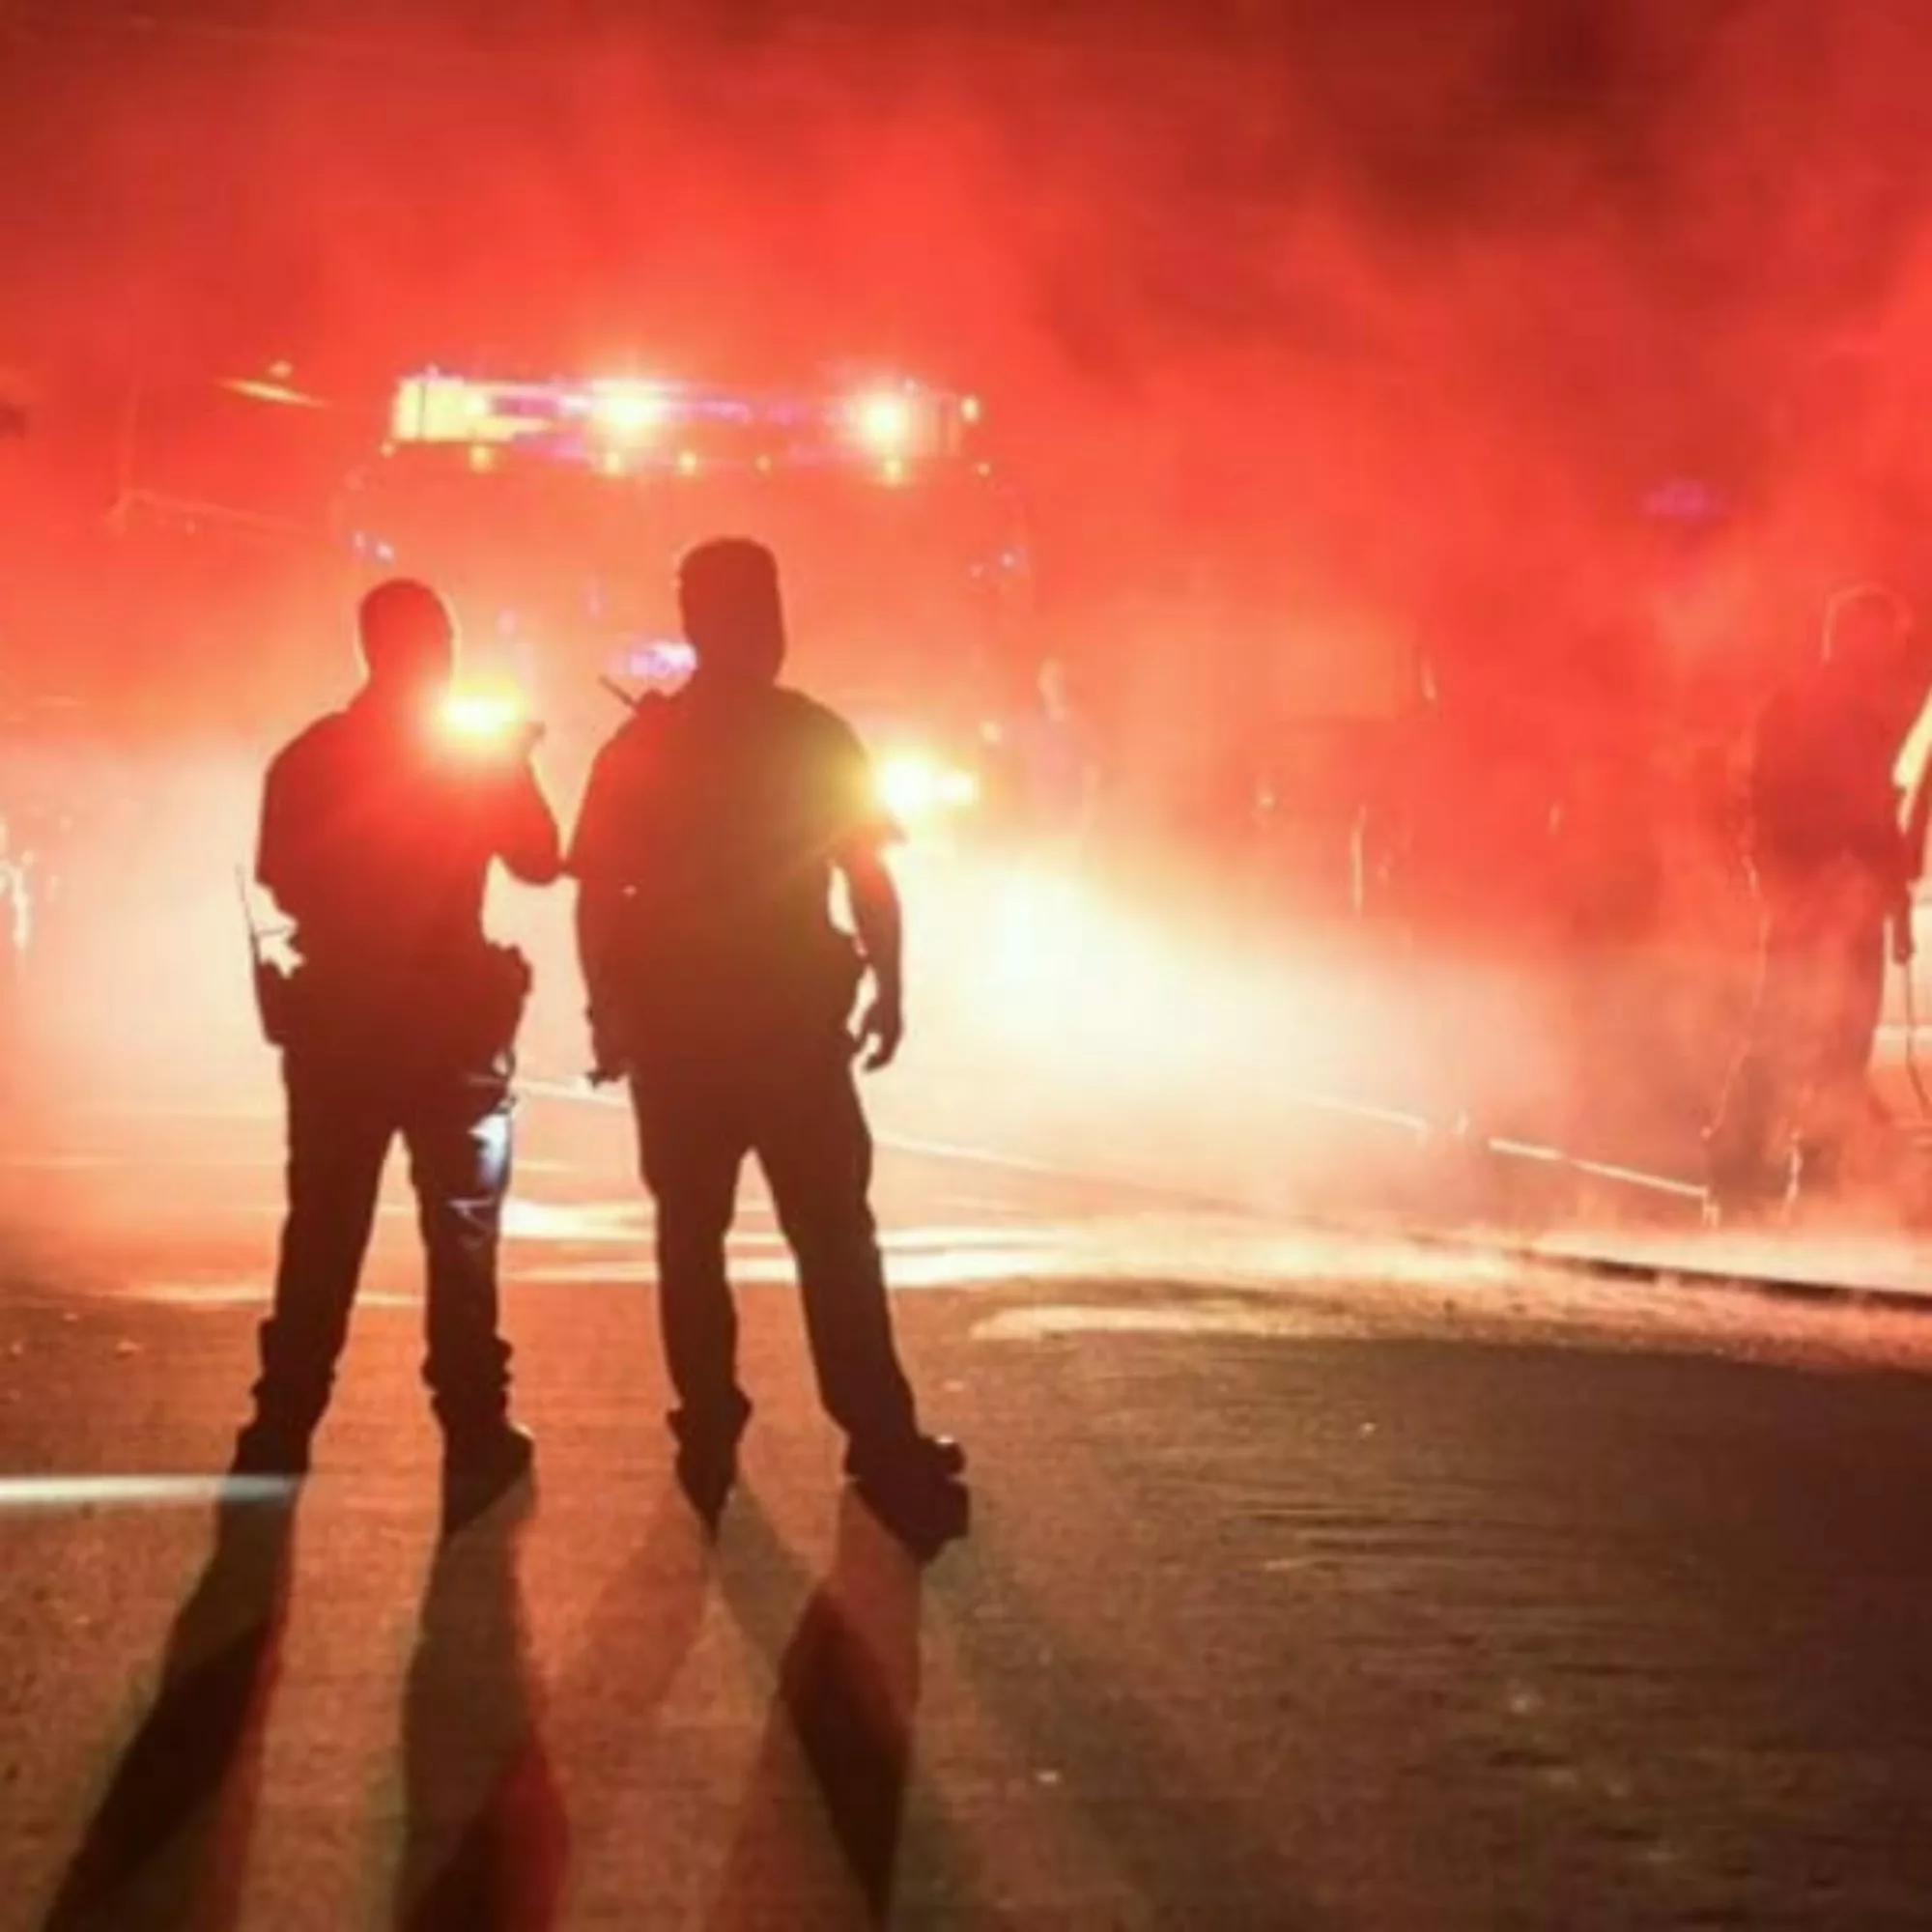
[6,0,1932,1251]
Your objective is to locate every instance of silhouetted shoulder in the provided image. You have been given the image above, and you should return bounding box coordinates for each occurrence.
[568,696,674,883]
[263,709,356,802]
[257,711,358,898]
[771,686,895,852]
[270,708,352,765]
[770,686,865,754]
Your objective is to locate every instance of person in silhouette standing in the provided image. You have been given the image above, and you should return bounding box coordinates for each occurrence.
[232,579,560,1516]
[569,537,965,1538]
[1706,583,1932,1219]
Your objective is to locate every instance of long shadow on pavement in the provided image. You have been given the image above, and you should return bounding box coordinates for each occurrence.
[708,1490,971,1930]
[39,1496,295,1932]
[535,1483,712,1891]
[928,1494,1332,1929]
[392,1486,568,1932]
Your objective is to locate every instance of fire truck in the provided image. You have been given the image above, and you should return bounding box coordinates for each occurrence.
[335,368,1037,828]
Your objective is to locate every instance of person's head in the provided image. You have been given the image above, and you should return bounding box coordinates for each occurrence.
[357,578,456,707]
[1821,582,1929,706]
[678,537,785,691]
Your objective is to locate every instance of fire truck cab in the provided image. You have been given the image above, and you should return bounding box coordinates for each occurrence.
[339,369,1037,832]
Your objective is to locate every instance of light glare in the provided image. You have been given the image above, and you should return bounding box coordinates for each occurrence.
[592,384,668,440]
[439,685,528,747]
[853,388,915,454]
[878,751,980,822]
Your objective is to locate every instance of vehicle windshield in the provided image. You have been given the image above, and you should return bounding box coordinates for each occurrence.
[343,455,1030,718]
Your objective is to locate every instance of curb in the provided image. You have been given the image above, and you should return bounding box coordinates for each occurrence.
[1398,1223,1932,1320]
[519,1072,1932,1319]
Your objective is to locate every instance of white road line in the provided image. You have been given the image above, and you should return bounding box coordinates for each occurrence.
[132,1285,418,1309]
[72,1104,281,1123]
[0,1474,296,1509]
[972,1301,1339,1342]
[521,1077,627,1111]
[518,1074,1205,1195]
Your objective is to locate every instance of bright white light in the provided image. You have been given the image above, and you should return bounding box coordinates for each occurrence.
[877,752,980,822]
[852,389,914,455]
[592,384,668,440]
[439,685,528,748]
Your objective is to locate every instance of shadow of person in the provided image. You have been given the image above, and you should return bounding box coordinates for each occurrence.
[40,1491,297,1932]
[708,1491,928,1930]
[393,1487,567,1932]
[541,1483,713,1887]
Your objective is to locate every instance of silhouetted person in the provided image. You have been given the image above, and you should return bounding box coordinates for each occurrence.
[1706,584,1932,1218]
[1009,655,1100,859]
[569,537,965,1538]
[232,580,560,1513]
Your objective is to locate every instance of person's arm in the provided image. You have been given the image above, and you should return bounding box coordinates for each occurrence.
[842,845,903,1069]
[1746,696,1810,877]
[826,715,905,1069]
[565,735,637,1078]
[255,741,320,925]
[496,751,563,886]
[573,881,634,1078]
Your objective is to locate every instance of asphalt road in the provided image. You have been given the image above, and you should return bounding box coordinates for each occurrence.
[4,1062,1932,1929]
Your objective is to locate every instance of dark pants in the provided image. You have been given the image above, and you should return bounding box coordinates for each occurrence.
[1708,868,1891,1204]
[252,1033,515,1440]
[628,1032,919,1456]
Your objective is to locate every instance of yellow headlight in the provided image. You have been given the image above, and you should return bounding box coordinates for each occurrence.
[877,752,980,822]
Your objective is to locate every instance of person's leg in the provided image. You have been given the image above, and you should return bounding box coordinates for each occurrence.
[237,1047,392,1472]
[753,1045,954,1479]
[631,1071,752,1466]
[1706,901,1806,1216]
[403,1060,518,1451]
[1792,916,1890,1203]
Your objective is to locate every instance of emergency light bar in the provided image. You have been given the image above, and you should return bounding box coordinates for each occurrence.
[386,372,983,477]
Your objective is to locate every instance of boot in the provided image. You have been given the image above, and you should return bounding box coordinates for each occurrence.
[230,1415,313,1480]
[843,1432,967,1487]
[669,1398,751,1529]
[440,1420,535,1532]
[845,1433,970,1557]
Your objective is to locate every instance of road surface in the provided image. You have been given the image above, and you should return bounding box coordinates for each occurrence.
[4,1056,1932,1931]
